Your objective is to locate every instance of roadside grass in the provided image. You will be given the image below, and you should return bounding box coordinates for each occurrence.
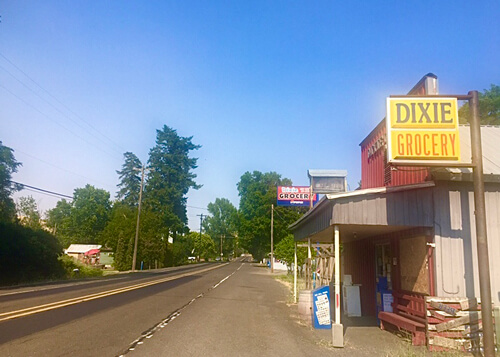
[386,343,469,357]
[274,273,306,303]
[102,269,120,276]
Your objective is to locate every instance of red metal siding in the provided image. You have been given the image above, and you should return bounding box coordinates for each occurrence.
[390,166,430,187]
[361,73,438,189]
[361,120,430,188]
[361,123,387,189]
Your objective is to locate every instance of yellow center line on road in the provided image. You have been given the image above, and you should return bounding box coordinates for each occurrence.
[0,263,228,322]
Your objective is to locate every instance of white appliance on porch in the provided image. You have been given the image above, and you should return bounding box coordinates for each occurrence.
[343,274,361,317]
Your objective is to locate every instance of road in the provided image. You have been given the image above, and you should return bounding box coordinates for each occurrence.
[0,257,411,357]
[0,260,240,356]
[0,257,333,357]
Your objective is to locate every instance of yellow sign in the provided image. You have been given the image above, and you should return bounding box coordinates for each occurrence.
[386,97,460,162]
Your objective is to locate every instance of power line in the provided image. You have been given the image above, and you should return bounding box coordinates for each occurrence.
[0,63,124,157]
[14,148,115,191]
[272,207,293,225]
[0,52,126,155]
[10,180,73,200]
[0,82,121,161]
[187,205,208,210]
[21,187,70,200]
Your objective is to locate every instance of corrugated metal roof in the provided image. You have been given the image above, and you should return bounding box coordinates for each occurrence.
[446,125,500,175]
[289,182,436,239]
[65,244,102,254]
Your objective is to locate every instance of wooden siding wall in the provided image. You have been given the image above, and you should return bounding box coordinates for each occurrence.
[332,188,434,227]
[433,181,500,306]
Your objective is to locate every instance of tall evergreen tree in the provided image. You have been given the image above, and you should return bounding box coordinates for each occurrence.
[146,125,201,237]
[116,152,142,206]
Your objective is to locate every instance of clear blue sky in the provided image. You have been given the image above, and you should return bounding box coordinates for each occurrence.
[1,1,499,230]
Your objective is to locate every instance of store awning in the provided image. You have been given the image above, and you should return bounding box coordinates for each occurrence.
[290,182,435,242]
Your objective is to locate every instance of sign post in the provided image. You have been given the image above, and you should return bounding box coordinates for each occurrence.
[387,92,494,356]
[270,204,274,273]
[468,91,494,357]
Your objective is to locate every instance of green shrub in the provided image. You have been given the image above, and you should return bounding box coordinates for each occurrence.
[59,255,103,279]
[0,221,64,285]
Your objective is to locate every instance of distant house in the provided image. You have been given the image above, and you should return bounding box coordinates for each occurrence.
[65,244,102,265]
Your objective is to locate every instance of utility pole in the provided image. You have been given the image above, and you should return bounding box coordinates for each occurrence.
[270,204,274,273]
[132,165,146,271]
[197,213,205,240]
[220,234,223,261]
[469,90,495,357]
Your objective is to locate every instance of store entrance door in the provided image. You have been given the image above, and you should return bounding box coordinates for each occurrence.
[375,243,393,315]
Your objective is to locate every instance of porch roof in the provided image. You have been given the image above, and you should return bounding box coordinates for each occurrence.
[289,182,435,242]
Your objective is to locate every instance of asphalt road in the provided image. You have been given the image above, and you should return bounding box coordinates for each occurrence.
[0,258,410,357]
[0,261,245,357]
[125,260,333,357]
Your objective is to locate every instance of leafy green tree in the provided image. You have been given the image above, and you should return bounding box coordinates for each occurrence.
[145,125,201,239]
[0,141,21,222]
[203,198,239,259]
[114,235,134,271]
[188,231,216,261]
[69,184,112,244]
[274,234,307,274]
[459,84,500,125]
[237,171,306,261]
[116,152,142,206]
[170,232,195,266]
[137,208,166,268]
[45,199,72,247]
[100,202,136,252]
[0,221,64,285]
[17,195,42,230]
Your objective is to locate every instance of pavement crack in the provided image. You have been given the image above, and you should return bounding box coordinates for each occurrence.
[116,264,242,357]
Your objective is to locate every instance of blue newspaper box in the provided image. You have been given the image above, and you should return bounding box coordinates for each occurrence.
[312,285,331,329]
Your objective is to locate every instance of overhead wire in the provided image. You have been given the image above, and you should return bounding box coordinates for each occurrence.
[13,148,116,191]
[0,52,126,155]
[0,82,121,161]
[272,206,291,225]
[0,54,208,214]
[10,180,73,200]
[187,205,209,210]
